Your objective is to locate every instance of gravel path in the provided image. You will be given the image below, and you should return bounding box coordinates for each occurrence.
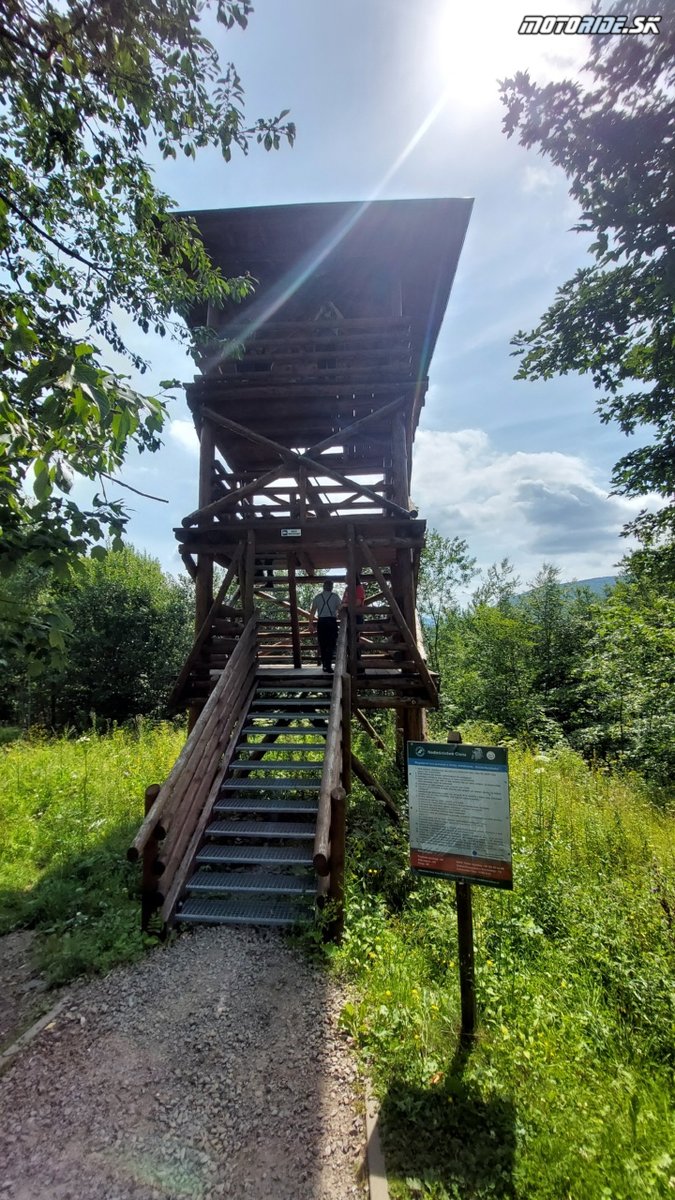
[0,927,367,1200]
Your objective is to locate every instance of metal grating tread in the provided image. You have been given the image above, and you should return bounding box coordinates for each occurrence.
[252,698,330,708]
[187,869,314,896]
[220,779,321,792]
[247,711,330,721]
[230,761,322,773]
[206,819,316,840]
[241,725,327,736]
[235,743,326,753]
[196,844,313,867]
[176,897,312,927]
[214,796,318,815]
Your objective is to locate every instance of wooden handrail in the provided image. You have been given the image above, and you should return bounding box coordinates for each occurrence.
[129,616,257,862]
[313,615,348,876]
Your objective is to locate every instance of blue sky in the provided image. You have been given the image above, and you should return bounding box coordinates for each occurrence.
[86,0,652,592]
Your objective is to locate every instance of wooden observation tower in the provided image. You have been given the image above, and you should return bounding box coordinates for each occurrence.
[131,199,472,933]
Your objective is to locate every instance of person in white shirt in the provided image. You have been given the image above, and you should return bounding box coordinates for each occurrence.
[309,580,340,672]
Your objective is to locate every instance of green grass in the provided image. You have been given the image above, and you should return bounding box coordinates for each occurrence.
[0,721,185,984]
[1,720,673,1197]
[333,729,675,1200]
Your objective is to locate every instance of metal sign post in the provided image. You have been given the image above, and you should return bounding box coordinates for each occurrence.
[407,734,512,1042]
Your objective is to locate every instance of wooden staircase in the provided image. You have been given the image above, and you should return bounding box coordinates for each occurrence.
[175,676,332,927]
[131,617,350,936]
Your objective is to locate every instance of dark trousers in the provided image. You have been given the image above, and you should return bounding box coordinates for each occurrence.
[317,617,338,671]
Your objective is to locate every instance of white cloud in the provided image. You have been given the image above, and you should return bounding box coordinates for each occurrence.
[169,419,199,456]
[521,165,557,195]
[411,429,648,587]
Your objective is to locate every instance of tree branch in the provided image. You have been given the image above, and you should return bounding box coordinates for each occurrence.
[100,472,168,503]
[1,191,110,276]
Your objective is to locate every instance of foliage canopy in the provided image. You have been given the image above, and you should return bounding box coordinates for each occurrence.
[0,0,294,577]
[500,4,674,543]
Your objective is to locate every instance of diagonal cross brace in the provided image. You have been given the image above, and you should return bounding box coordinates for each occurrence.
[182,393,415,526]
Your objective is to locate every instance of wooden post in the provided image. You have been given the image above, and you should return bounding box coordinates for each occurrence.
[392,412,409,510]
[198,419,216,509]
[244,530,256,624]
[194,419,215,632]
[287,554,302,669]
[395,710,405,776]
[346,523,358,685]
[298,466,307,521]
[329,786,347,943]
[446,729,477,1041]
[141,784,162,931]
[341,672,352,793]
[456,881,477,1042]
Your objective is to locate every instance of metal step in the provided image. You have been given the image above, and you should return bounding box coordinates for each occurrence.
[220,779,321,792]
[187,869,314,896]
[235,742,326,753]
[254,691,332,699]
[230,761,322,772]
[251,698,330,708]
[241,725,327,736]
[176,896,312,927]
[206,820,316,840]
[246,712,330,722]
[196,844,314,867]
[213,795,318,816]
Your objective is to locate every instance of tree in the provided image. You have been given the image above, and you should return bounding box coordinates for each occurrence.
[500,2,674,544]
[471,557,520,612]
[417,529,476,672]
[0,0,294,583]
[579,571,675,785]
[450,603,540,736]
[0,546,194,727]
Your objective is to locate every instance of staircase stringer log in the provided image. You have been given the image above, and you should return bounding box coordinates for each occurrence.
[160,679,257,928]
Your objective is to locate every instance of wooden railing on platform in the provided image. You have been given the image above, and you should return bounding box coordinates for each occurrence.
[313,614,350,939]
[129,617,258,929]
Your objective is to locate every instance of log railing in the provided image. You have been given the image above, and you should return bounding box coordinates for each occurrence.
[129,616,258,929]
[313,614,350,938]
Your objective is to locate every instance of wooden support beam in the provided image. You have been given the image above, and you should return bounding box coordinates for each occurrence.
[183,462,287,525]
[346,523,358,685]
[185,405,416,524]
[355,708,386,751]
[287,554,302,669]
[244,530,256,624]
[199,418,216,509]
[358,536,438,706]
[351,752,399,821]
[392,411,410,510]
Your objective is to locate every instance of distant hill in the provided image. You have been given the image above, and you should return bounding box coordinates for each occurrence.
[516,576,617,603]
[561,575,617,596]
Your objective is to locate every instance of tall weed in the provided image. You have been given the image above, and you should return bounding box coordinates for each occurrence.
[337,731,675,1200]
[0,723,184,982]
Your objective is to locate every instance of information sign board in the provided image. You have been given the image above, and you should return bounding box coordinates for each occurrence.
[408,742,512,888]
